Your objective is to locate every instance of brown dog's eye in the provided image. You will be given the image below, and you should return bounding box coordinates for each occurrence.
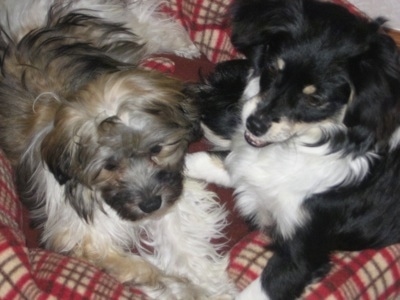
[150,145,162,155]
[104,159,119,171]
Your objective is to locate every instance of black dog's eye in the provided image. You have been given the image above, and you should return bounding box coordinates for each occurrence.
[104,158,119,171]
[268,63,279,75]
[150,144,162,155]
[306,95,325,107]
[267,58,284,76]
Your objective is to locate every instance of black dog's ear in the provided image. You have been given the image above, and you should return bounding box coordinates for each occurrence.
[344,20,400,149]
[179,94,203,143]
[230,0,304,55]
[184,59,250,140]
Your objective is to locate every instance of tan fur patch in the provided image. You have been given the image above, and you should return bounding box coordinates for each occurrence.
[303,85,317,95]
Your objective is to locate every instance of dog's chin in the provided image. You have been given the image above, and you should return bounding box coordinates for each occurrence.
[244,130,272,148]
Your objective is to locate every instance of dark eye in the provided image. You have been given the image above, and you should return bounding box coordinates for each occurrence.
[268,63,278,75]
[150,144,162,155]
[306,95,325,107]
[267,58,284,75]
[104,158,119,171]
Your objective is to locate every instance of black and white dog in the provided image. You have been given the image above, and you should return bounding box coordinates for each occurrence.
[185,0,400,299]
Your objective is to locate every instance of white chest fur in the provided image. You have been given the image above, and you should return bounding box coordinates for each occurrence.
[226,128,374,239]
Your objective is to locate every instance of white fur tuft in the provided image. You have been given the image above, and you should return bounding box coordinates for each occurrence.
[185,152,233,188]
[0,0,199,58]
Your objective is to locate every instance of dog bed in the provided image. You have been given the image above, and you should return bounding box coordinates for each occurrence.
[0,0,399,299]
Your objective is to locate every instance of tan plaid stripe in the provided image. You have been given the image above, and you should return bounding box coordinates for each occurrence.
[228,232,272,290]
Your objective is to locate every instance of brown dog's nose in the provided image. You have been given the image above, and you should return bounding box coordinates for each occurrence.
[139,196,162,213]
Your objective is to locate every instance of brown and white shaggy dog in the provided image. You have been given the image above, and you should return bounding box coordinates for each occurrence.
[0,1,235,299]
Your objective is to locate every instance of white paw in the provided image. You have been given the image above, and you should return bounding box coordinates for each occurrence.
[174,44,201,58]
[235,277,269,300]
[142,274,208,300]
[185,152,232,187]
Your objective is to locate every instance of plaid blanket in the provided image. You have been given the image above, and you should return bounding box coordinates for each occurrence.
[162,0,242,63]
[1,0,400,299]
[229,232,400,299]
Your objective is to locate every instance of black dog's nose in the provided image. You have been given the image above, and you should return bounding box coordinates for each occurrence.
[246,114,269,137]
[139,196,162,213]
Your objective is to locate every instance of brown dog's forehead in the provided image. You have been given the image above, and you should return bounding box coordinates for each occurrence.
[98,117,184,154]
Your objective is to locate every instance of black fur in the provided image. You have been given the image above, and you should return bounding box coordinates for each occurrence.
[189,0,400,299]
[185,59,250,141]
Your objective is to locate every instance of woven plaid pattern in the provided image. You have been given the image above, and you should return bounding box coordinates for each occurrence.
[163,0,242,63]
[139,57,176,75]
[228,231,400,299]
[228,232,273,291]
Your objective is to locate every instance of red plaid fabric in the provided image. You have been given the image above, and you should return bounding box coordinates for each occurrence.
[228,232,273,291]
[162,0,243,63]
[229,232,400,299]
[139,57,176,75]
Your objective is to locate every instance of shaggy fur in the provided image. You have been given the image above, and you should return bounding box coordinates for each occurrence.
[0,0,200,58]
[185,0,400,299]
[0,1,236,299]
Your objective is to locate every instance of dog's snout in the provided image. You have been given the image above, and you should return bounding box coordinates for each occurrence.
[139,196,162,213]
[246,114,269,137]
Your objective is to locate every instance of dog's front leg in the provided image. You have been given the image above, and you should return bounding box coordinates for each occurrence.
[237,236,331,300]
[70,236,161,286]
[185,151,233,187]
[94,250,211,300]
[70,236,214,299]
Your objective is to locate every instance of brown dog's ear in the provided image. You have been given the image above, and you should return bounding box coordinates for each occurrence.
[42,130,97,222]
[40,105,85,185]
[52,165,71,185]
[41,127,75,185]
[97,115,127,146]
[98,116,123,134]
